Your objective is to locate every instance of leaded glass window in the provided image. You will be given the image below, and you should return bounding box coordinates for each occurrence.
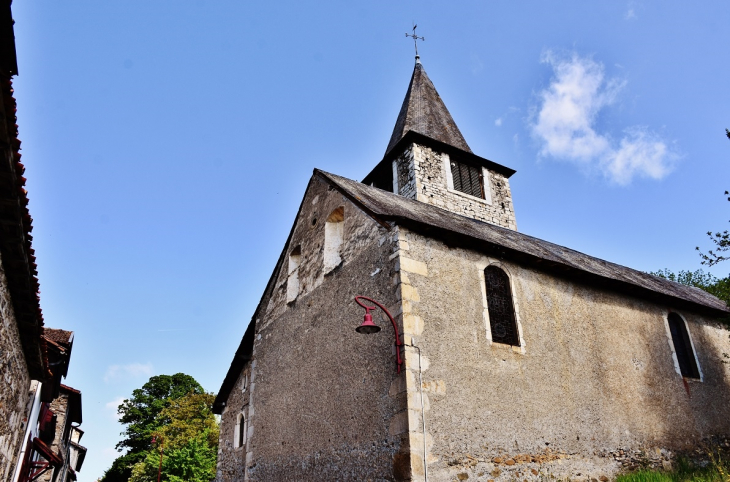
[485,265,519,346]
[667,313,700,379]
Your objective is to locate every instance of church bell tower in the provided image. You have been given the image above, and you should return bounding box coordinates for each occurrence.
[362,57,518,231]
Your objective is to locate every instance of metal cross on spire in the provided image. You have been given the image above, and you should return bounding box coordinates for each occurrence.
[405,24,425,59]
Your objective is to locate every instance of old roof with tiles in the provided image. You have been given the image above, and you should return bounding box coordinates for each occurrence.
[384,59,472,157]
[44,327,73,347]
[317,169,730,316]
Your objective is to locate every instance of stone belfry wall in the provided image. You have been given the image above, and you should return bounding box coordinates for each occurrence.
[393,142,517,230]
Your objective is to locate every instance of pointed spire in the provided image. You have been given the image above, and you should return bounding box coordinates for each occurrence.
[385,60,472,156]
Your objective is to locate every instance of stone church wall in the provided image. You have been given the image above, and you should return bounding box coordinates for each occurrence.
[217,365,251,482]
[0,250,32,482]
[394,227,730,482]
[217,177,415,481]
[393,143,517,230]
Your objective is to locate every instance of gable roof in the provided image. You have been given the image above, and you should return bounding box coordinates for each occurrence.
[385,60,471,157]
[44,328,73,347]
[215,167,728,412]
[317,169,729,316]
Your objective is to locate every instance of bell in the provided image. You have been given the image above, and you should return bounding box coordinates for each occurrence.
[355,313,381,334]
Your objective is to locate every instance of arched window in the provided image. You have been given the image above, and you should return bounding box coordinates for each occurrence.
[484,265,520,346]
[324,207,344,273]
[286,246,301,303]
[667,312,700,379]
[234,413,246,448]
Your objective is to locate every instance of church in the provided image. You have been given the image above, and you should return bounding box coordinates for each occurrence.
[213,54,730,482]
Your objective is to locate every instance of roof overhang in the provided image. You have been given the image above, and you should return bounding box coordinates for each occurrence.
[60,384,82,424]
[320,169,729,318]
[363,130,516,186]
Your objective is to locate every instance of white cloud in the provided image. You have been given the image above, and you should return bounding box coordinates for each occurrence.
[625,8,637,20]
[106,397,125,420]
[530,51,677,185]
[495,118,503,127]
[104,362,153,383]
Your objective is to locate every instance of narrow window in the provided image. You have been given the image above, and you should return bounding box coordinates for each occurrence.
[286,246,301,303]
[450,160,484,199]
[324,207,344,273]
[485,265,519,346]
[392,160,399,194]
[667,313,700,379]
[241,373,247,392]
[235,413,246,448]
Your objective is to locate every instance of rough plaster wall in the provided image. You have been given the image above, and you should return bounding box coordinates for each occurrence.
[217,365,251,482]
[219,177,414,481]
[394,143,517,230]
[397,228,730,482]
[0,248,31,482]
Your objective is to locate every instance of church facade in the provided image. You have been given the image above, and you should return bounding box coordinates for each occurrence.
[214,58,730,482]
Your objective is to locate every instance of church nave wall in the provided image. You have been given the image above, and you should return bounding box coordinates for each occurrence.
[392,227,730,482]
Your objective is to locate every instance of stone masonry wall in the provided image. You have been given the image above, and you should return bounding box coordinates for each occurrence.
[395,226,730,482]
[217,176,414,481]
[217,365,251,482]
[393,143,517,230]
[0,248,32,482]
[41,392,70,482]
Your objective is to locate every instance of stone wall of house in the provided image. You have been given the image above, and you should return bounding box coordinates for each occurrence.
[0,249,32,482]
[217,364,251,482]
[217,176,414,481]
[41,392,70,482]
[394,226,730,482]
[393,143,517,230]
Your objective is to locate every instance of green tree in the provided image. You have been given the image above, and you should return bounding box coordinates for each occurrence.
[128,393,219,482]
[651,268,730,307]
[697,129,730,265]
[100,373,204,482]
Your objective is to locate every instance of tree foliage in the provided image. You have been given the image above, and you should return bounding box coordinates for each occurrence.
[651,268,730,307]
[696,129,730,266]
[100,373,207,482]
[116,373,204,453]
[128,393,219,482]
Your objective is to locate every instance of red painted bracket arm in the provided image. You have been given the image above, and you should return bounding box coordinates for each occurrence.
[355,295,403,373]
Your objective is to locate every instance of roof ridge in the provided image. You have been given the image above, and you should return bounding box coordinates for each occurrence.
[385,61,471,156]
[316,169,729,315]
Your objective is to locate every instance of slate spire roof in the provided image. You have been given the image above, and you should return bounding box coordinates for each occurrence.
[385,59,472,156]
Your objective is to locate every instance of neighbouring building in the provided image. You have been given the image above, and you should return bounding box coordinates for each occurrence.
[213,55,730,481]
[0,0,49,479]
[37,384,84,482]
[0,2,87,481]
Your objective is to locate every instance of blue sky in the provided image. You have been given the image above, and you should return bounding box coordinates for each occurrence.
[10,1,730,480]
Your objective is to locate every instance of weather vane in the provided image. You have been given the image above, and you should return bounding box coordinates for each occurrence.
[405,24,425,58]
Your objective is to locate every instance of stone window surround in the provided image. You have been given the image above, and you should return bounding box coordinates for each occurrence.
[323,207,345,274]
[662,311,703,382]
[234,408,248,449]
[442,153,493,205]
[286,246,302,303]
[477,259,525,354]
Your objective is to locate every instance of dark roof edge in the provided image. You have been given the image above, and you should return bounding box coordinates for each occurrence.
[213,173,392,413]
[366,130,516,185]
[1,75,45,379]
[213,178,321,413]
[213,319,255,413]
[397,216,729,318]
[318,170,730,318]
